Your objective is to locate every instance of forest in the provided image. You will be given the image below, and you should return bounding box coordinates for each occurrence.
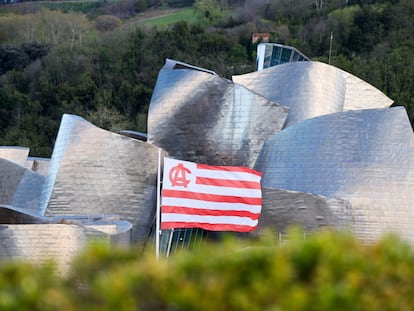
[0,0,413,157]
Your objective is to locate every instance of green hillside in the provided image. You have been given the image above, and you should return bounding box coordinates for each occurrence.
[0,0,413,156]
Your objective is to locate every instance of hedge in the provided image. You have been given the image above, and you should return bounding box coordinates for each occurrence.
[1,229,414,310]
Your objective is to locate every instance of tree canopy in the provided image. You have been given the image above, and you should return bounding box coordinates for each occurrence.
[0,0,413,157]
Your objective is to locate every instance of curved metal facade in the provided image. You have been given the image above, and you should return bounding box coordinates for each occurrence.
[0,54,412,262]
[233,61,393,127]
[257,188,352,233]
[42,114,162,242]
[0,205,132,273]
[148,59,289,167]
[256,107,414,242]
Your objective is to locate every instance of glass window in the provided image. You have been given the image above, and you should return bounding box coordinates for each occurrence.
[263,45,273,68]
[270,47,282,66]
[292,52,301,61]
[280,48,292,63]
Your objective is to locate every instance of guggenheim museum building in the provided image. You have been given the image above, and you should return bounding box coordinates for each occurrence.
[0,43,413,270]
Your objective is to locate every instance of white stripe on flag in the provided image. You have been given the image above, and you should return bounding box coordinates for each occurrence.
[170,184,261,197]
[162,214,258,227]
[161,197,262,213]
[195,169,261,181]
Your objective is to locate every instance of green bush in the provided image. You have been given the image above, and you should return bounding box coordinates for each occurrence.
[1,229,414,310]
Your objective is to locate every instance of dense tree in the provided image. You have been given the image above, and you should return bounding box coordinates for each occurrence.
[0,42,49,74]
[193,0,222,25]
[94,15,122,32]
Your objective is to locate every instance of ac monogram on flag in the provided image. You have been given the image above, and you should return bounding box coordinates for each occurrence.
[161,157,262,232]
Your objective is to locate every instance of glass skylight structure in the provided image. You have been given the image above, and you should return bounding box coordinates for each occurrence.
[256,43,310,71]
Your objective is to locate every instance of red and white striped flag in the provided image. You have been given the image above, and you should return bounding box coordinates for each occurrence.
[161,157,262,232]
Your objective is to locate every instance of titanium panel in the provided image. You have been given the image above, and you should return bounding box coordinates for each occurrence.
[0,205,132,239]
[233,61,393,127]
[162,58,219,75]
[148,59,288,167]
[11,169,45,212]
[0,205,48,224]
[0,158,44,212]
[233,61,345,127]
[0,223,130,274]
[0,146,30,167]
[255,107,414,243]
[0,224,87,268]
[118,130,148,141]
[28,157,50,175]
[0,158,26,205]
[256,188,352,234]
[341,70,394,110]
[42,114,161,242]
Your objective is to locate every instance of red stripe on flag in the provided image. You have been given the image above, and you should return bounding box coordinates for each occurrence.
[162,189,262,205]
[196,163,262,176]
[162,206,260,220]
[196,176,261,189]
[161,222,257,232]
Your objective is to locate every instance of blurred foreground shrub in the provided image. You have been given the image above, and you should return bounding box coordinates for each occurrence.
[1,229,414,310]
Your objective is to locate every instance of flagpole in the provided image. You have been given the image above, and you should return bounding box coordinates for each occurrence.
[155,148,161,260]
[166,228,174,258]
[329,32,333,65]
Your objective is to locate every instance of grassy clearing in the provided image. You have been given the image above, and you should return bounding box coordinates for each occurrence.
[143,7,198,27]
